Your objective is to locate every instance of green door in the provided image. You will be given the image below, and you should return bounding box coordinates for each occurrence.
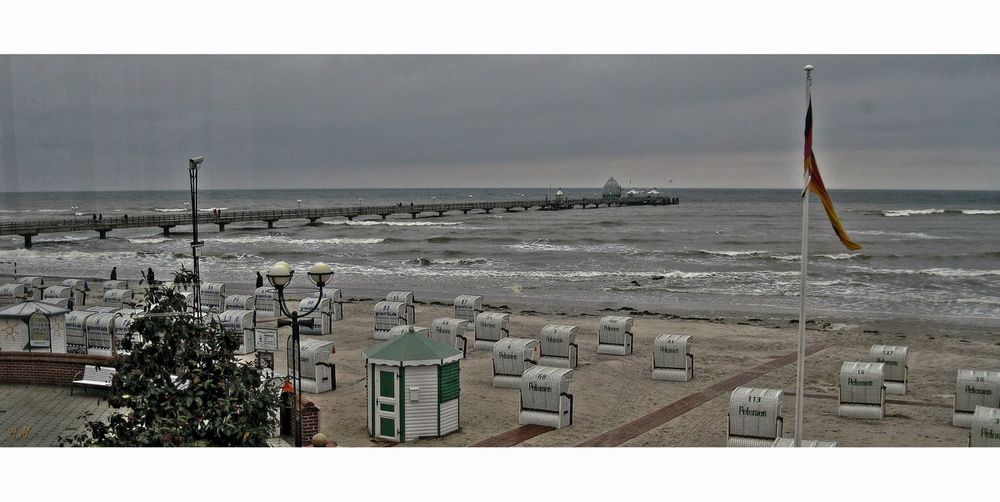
[375,367,399,440]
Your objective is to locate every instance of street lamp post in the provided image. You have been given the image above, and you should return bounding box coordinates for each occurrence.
[297,199,302,211]
[188,156,205,319]
[266,261,333,447]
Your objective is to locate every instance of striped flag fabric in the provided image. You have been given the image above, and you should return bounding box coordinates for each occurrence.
[804,98,862,251]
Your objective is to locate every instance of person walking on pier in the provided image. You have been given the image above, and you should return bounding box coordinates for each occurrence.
[92,214,96,222]
[255,271,264,288]
[146,267,156,285]
[110,267,117,280]
[99,213,103,221]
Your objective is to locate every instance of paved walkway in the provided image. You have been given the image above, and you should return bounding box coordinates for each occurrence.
[0,384,115,447]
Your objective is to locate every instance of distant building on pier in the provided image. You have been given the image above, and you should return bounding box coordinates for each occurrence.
[602,177,622,201]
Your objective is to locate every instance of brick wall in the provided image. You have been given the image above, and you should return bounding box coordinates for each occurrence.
[291,397,321,446]
[0,352,116,386]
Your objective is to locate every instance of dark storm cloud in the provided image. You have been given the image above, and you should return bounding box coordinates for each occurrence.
[1,55,998,191]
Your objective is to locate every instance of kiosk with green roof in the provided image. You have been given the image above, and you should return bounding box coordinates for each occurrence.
[364,331,462,442]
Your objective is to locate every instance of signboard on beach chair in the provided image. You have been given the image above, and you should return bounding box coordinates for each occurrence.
[838,362,886,420]
[538,324,578,369]
[954,370,1000,428]
[727,386,783,447]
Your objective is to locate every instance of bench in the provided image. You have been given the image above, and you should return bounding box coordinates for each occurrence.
[71,365,116,395]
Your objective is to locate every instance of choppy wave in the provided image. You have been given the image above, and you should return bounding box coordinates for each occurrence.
[128,237,173,244]
[956,296,1000,305]
[505,239,642,254]
[882,209,946,217]
[848,265,1000,278]
[198,207,229,212]
[405,257,492,267]
[880,208,1000,217]
[206,235,384,246]
[154,208,186,213]
[28,235,94,244]
[323,220,464,227]
[852,230,942,240]
[818,253,863,260]
[697,249,771,258]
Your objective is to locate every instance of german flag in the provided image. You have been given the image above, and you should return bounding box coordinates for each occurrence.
[804,98,862,250]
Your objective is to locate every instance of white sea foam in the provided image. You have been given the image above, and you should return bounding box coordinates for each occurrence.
[35,235,93,243]
[207,235,383,246]
[957,296,1000,305]
[506,239,642,254]
[919,268,1000,278]
[818,253,861,260]
[961,209,1000,215]
[323,220,464,227]
[849,265,1000,278]
[699,249,771,257]
[129,237,173,245]
[852,230,941,240]
[154,208,186,213]
[882,208,945,217]
[198,207,229,212]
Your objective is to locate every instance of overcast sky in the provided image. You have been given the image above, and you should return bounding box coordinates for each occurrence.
[1,55,998,192]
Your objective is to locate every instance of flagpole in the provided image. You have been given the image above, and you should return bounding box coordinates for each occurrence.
[794,64,814,447]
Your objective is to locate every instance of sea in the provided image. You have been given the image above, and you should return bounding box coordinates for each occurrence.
[1,188,998,326]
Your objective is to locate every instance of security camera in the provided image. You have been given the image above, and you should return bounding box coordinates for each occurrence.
[189,156,204,166]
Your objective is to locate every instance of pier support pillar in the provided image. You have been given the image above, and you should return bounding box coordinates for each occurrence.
[409,212,418,219]
[308,217,320,225]
[437,211,445,217]
[462,210,469,214]
[265,220,277,229]
[346,216,354,221]
[160,225,175,236]
[21,234,36,249]
[484,208,491,213]
[380,214,389,220]
[217,223,226,232]
[98,230,108,239]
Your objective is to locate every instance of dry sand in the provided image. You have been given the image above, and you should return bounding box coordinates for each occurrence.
[256,295,1000,447]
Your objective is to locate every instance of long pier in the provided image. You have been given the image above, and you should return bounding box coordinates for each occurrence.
[0,196,678,248]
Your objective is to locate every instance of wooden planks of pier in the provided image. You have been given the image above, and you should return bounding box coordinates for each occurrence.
[0,196,678,248]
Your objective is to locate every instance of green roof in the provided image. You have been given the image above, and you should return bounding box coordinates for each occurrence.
[364,332,461,364]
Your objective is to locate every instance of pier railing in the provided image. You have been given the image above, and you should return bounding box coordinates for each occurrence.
[0,196,678,247]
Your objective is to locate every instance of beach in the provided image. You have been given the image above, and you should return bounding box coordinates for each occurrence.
[253,295,997,447]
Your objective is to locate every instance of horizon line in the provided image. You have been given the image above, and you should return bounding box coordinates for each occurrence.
[2,186,998,194]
